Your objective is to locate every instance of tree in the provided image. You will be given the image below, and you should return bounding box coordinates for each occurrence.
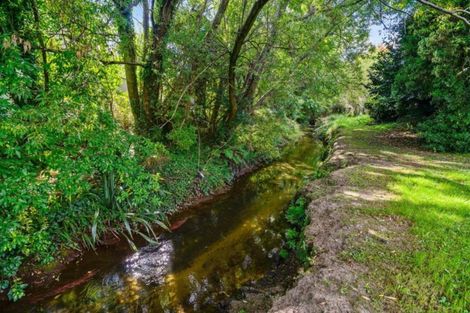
[227,0,271,122]
[367,1,470,152]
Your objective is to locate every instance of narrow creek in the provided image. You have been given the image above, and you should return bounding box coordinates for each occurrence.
[5,136,323,313]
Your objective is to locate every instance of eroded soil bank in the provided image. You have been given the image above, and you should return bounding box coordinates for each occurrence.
[263,117,470,313]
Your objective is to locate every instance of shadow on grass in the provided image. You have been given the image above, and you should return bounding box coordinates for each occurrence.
[347,158,470,310]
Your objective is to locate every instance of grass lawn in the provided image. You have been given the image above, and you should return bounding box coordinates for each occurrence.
[325,115,470,312]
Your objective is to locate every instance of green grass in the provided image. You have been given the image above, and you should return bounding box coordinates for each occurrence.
[385,166,470,311]
[323,114,373,130]
[326,115,470,312]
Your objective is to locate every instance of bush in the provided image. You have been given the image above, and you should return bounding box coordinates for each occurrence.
[365,97,398,122]
[366,47,400,122]
[282,197,311,265]
[166,126,197,151]
[233,108,302,161]
[366,11,470,152]
[0,101,167,300]
[418,107,470,153]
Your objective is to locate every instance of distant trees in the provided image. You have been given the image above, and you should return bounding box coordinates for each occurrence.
[366,1,470,152]
[2,0,375,139]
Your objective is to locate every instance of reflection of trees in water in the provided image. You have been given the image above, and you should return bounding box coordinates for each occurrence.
[150,212,284,311]
[43,138,322,312]
[248,163,304,194]
[47,274,148,312]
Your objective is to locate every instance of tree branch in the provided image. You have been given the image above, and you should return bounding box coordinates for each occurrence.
[416,0,470,26]
[378,0,411,16]
[99,60,146,66]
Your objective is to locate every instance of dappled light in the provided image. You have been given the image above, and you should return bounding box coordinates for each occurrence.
[1,0,468,310]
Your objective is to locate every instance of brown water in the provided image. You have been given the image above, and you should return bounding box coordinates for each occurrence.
[5,136,322,313]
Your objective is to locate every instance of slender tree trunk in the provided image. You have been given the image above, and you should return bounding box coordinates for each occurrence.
[114,2,145,132]
[142,0,149,60]
[211,0,230,33]
[31,0,49,92]
[142,0,179,129]
[227,0,271,122]
[192,0,230,111]
[210,77,226,135]
[240,0,287,108]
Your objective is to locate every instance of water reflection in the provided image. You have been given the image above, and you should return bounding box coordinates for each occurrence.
[6,136,322,313]
[124,240,174,285]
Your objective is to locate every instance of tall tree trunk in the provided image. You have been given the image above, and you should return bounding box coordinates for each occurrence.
[193,0,230,112]
[240,0,287,108]
[31,0,49,92]
[210,77,226,135]
[114,1,145,132]
[227,0,271,122]
[142,0,149,60]
[142,0,179,129]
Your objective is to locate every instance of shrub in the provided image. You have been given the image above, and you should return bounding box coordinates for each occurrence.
[283,197,311,265]
[233,108,302,161]
[365,97,398,122]
[418,107,470,153]
[366,47,400,122]
[0,101,167,300]
[166,126,197,151]
[366,11,470,152]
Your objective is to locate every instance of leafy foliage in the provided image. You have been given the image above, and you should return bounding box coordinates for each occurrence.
[0,98,167,297]
[365,48,400,122]
[233,109,303,161]
[367,6,470,152]
[0,0,418,302]
[166,126,197,151]
[282,197,311,265]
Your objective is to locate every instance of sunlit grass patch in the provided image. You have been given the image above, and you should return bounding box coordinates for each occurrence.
[384,165,470,310]
[329,115,470,311]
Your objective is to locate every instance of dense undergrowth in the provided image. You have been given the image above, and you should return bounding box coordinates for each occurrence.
[0,101,301,301]
[365,6,469,152]
[0,101,165,300]
[158,109,302,211]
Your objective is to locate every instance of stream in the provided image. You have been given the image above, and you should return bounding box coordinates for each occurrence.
[5,136,323,313]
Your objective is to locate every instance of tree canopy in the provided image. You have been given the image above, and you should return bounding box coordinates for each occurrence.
[1,0,468,301]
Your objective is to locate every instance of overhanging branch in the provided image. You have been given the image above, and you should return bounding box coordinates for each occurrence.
[416,0,470,26]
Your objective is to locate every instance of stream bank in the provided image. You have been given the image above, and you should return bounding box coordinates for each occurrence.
[264,115,470,312]
[4,135,324,312]
[10,132,297,301]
